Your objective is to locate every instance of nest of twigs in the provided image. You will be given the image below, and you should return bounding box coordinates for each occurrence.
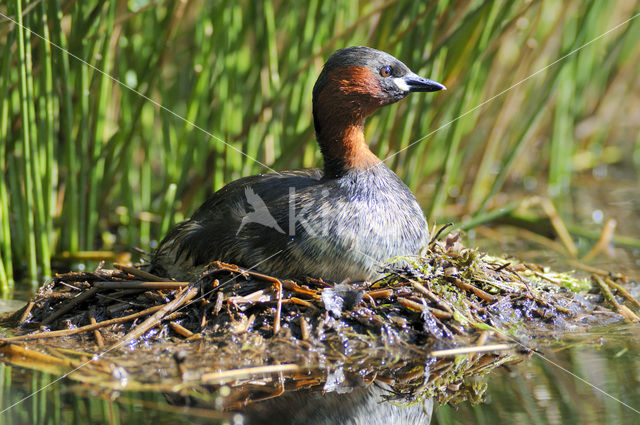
[0,235,638,406]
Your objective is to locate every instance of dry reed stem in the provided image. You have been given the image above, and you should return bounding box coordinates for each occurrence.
[539,198,579,258]
[581,218,616,262]
[430,344,513,357]
[200,364,301,383]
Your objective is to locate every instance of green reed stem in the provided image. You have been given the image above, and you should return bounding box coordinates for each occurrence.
[25,12,52,281]
[474,87,552,215]
[77,53,90,249]
[50,0,78,255]
[14,0,39,284]
[159,183,177,238]
[0,29,14,291]
[39,0,57,271]
[447,201,520,235]
[87,1,115,250]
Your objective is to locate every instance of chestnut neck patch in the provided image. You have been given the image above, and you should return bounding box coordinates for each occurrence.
[313,66,383,178]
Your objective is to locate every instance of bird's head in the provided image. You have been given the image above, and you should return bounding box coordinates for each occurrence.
[312,46,445,131]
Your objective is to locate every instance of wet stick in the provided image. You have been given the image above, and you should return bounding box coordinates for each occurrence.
[88,309,105,349]
[114,286,199,349]
[17,301,35,326]
[41,286,100,326]
[282,298,317,310]
[169,321,194,338]
[411,280,453,313]
[3,304,166,341]
[274,280,283,334]
[593,275,639,322]
[95,281,189,290]
[113,263,170,282]
[216,261,286,333]
[451,278,495,303]
[604,278,640,309]
[397,297,453,319]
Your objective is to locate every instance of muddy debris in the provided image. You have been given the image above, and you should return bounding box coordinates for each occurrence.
[0,237,637,407]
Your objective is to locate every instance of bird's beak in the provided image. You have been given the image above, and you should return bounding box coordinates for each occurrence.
[402,72,446,92]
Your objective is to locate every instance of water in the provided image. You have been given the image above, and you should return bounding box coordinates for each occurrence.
[441,173,640,425]
[435,324,640,425]
[0,174,638,424]
[1,324,638,424]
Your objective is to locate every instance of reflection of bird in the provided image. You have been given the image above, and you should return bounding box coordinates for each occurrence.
[243,383,433,425]
[236,187,284,235]
[152,46,445,282]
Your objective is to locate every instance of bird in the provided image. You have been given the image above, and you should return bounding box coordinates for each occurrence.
[151,46,445,282]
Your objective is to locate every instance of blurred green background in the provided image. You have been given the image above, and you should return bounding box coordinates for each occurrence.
[1,0,640,288]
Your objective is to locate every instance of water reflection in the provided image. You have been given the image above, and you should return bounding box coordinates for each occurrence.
[242,384,433,425]
[2,325,638,424]
[435,324,640,424]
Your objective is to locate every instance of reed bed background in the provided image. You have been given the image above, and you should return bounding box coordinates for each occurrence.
[1,0,639,289]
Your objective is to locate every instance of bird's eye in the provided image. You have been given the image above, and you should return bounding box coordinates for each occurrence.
[380,66,392,77]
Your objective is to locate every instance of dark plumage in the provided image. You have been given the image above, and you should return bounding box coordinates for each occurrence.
[151,46,445,281]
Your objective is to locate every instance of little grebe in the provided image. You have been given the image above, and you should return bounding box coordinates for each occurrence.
[152,46,445,282]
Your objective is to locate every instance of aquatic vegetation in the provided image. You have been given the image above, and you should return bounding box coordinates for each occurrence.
[1,236,636,407]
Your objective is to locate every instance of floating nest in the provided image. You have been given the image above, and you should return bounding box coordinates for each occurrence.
[0,234,638,410]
